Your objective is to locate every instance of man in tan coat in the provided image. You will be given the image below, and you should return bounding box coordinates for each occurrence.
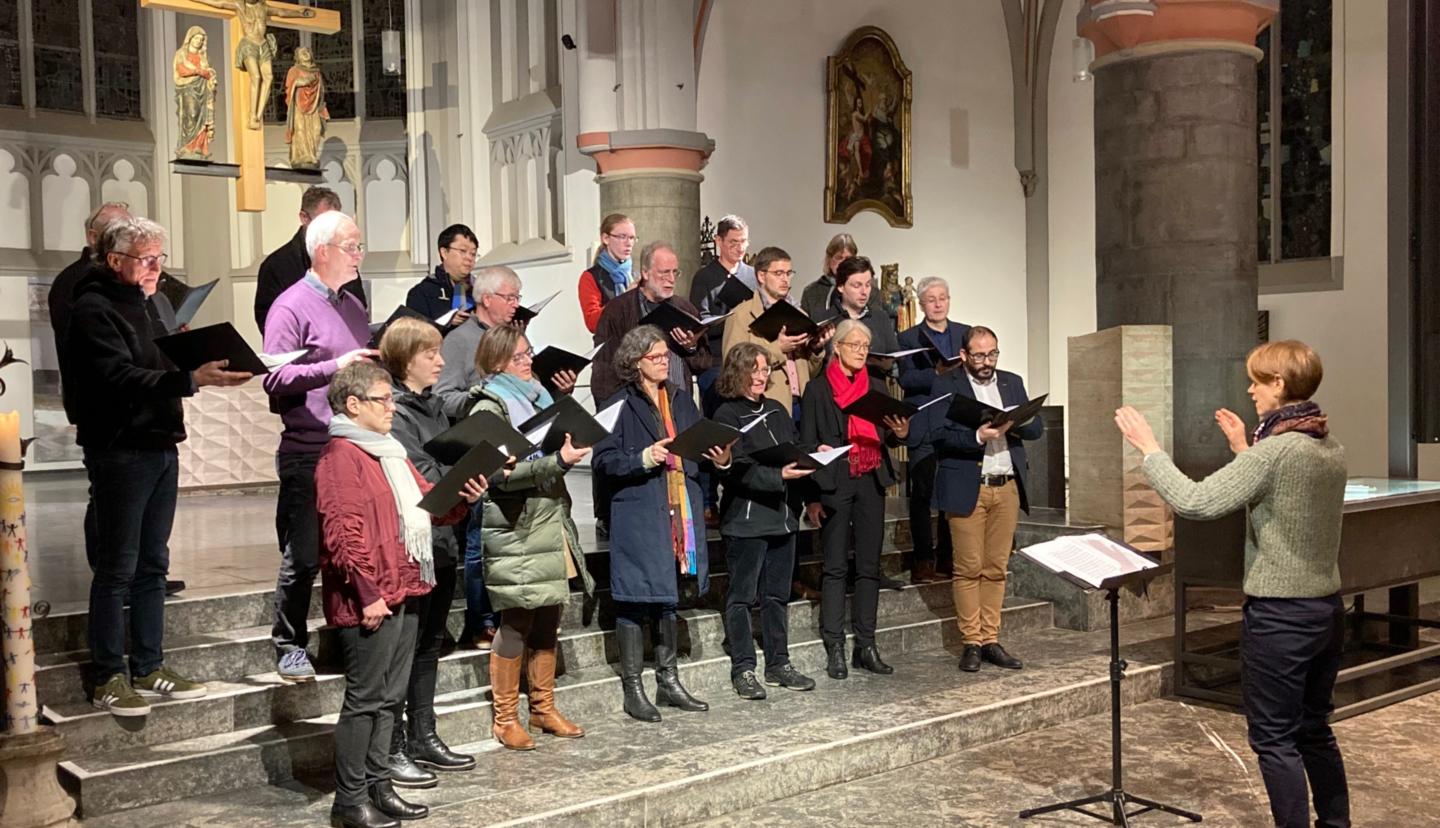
[721,246,830,420]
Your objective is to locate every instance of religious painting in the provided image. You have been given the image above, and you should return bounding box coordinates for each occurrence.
[825,26,913,228]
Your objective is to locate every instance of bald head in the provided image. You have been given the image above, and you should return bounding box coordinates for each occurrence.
[86,202,133,249]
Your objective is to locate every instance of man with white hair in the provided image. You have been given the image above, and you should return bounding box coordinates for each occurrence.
[433,265,523,417]
[64,217,252,717]
[262,209,378,682]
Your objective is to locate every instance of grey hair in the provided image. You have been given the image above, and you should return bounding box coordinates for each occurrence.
[86,201,132,234]
[916,276,949,300]
[472,265,520,298]
[96,216,167,259]
[326,361,391,415]
[716,214,748,237]
[639,240,676,275]
[304,209,353,258]
[613,325,667,385]
[832,318,873,349]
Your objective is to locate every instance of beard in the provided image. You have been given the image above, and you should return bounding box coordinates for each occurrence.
[965,362,995,382]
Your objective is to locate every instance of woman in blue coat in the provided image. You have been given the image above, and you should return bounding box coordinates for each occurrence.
[592,325,732,723]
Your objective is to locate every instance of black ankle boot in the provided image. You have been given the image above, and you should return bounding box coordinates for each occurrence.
[408,711,475,771]
[617,623,660,723]
[825,641,849,680]
[369,780,428,820]
[852,643,894,675]
[653,616,708,712]
[331,801,398,828]
[387,726,438,789]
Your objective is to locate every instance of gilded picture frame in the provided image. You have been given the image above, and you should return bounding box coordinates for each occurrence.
[824,26,913,228]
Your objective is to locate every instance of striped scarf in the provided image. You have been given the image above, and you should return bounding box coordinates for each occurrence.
[656,389,698,575]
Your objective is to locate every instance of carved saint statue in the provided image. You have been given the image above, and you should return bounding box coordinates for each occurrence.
[284,47,328,170]
[897,275,918,333]
[173,26,217,160]
[192,0,316,130]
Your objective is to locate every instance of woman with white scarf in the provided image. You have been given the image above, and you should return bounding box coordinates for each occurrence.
[318,362,486,828]
[468,325,595,750]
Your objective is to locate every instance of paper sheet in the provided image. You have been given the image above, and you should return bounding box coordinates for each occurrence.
[809,444,852,466]
[258,349,308,371]
[1020,533,1156,589]
[916,393,954,412]
[739,410,775,433]
[434,309,459,326]
[595,399,625,432]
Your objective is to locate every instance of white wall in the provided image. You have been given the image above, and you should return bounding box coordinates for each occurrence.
[695,0,1029,371]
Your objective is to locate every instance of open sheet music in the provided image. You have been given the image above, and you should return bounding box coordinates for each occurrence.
[1017,533,1157,589]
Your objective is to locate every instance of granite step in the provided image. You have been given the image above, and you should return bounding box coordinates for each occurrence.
[77,611,1179,827]
[60,598,1056,818]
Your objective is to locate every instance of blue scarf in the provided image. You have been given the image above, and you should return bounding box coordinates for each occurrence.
[596,248,632,294]
[483,371,554,429]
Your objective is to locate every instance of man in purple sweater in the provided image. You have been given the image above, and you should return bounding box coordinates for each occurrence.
[262,210,377,681]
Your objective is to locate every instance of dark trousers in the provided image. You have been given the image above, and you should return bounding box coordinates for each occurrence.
[272,450,320,655]
[335,603,418,807]
[462,501,495,635]
[615,601,678,630]
[84,446,178,681]
[723,534,795,676]
[697,366,722,510]
[1241,595,1350,828]
[819,471,885,648]
[405,563,456,727]
[906,452,951,571]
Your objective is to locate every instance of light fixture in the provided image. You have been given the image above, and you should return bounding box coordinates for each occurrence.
[1072,38,1094,83]
[381,0,402,76]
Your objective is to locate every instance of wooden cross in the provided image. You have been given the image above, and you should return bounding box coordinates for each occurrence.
[140,0,340,212]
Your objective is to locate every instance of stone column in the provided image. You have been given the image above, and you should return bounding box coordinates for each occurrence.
[1079,0,1276,554]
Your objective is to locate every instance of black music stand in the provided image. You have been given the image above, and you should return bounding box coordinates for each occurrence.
[1018,562,1202,826]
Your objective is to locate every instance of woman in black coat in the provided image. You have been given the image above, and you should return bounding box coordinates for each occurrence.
[713,342,820,700]
[592,325,732,723]
[801,319,910,680]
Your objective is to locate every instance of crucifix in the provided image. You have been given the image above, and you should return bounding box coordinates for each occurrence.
[140,0,341,212]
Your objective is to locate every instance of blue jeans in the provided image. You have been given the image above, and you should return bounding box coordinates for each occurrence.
[462,501,495,634]
[84,446,179,681]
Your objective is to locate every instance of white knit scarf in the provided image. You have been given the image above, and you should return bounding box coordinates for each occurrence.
[327,414,435,585]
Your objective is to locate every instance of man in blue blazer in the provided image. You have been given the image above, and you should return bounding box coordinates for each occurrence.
[897,277,970,584]
[909,325,1043,673]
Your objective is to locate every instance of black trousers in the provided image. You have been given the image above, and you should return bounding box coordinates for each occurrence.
[1241,595,1350,828]
[723,533,796,676]
[334,603,418,807]
[906,452,951,571]
[819,471,885,648]
[272,450,320,655]
[404,563,456,728]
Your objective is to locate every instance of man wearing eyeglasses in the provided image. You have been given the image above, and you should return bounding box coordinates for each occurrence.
[910,325,1044,674]
[261,210,379,683]
[434,265,526,418]
[406,223,478,327]
[254,186,368,335]
[721,246,829,421]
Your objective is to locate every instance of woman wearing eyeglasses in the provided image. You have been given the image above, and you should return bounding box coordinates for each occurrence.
[801,319,910,680]
[592,325,733,722]
[466,325,594,750]
[578,213,637,333]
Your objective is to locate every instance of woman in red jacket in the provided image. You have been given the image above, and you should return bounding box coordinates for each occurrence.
[577,213,637,332]
[318,362,486,828]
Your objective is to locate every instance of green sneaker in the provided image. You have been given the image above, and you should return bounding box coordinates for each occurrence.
[92,674,151,717]
[133,666,208,700]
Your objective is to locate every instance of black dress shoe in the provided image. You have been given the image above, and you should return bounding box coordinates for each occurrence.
[824,642,848,680]
[369,780,428,820]
[958,644,982,673]
[852,644,894,675]
[732,670,767,700]
[981,643,1023,670]
[331,801,399,828]
[878,575,905,591]
[164,579,186,596]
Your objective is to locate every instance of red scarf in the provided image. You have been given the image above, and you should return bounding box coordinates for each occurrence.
[826,359,882,477]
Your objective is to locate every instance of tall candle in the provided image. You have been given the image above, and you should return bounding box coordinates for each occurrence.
[0,410,36,734]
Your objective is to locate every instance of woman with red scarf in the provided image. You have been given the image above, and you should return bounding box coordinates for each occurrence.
[801,319,910,681]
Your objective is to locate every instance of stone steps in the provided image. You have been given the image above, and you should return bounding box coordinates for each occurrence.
[78,613,1182,828]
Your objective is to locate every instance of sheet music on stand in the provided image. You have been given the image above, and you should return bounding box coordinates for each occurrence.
[1017,533,1160,591]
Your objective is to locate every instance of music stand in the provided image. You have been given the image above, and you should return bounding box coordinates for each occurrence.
[1017,552,1201,825]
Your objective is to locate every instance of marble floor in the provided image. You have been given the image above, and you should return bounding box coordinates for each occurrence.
[702,691,1440,828]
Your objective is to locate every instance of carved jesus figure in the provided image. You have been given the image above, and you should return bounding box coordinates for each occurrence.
[192,0,316,130]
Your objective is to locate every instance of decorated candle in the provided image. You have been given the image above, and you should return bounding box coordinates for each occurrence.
[0,410,36,734]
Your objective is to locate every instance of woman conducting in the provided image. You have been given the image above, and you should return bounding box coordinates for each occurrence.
[1113,339,1349,828]
[593,325,732,722]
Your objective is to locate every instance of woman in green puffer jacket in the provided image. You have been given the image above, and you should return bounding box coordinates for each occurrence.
[467,325,594,751]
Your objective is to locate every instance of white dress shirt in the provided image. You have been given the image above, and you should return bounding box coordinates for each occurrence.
[968,372,1014,476]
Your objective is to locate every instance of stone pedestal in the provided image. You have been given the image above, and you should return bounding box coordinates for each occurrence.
[0,727,77,828]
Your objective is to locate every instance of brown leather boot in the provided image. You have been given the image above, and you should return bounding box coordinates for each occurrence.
[526,648,584,738]
[489,652,535,750]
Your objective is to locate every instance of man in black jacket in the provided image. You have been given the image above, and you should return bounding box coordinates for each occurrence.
[49,201,133,367]
[405,223,477,328]
[254,186,367,333]
[65,217,251,718]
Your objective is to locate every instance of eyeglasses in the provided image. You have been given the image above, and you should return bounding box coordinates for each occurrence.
[641,351,670,364]
[358,394,395,409]
[606,233,637,243]
[493,292,522,305]
[511,348,535,364]
[444,245,478,258]
[651,268,682,280]
[967,350,1001,363]
[721,237,748,248]
[328,242,366,256]
[763,269,797,279]
[836,341,870,354]
[115,251,168,269]
[750,366,770,376]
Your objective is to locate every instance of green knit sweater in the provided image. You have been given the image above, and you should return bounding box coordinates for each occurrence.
[1141,431,1347,598]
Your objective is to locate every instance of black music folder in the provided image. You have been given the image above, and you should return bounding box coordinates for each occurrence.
[423,410,535,466]
[747,443,853,470]
[531,343,602,386]
[639,301,729,336]
[748,301,835,341]
[172,278,219,327]
[517,395,618,452]
[666,418,742,460]
[946,393,1049,430]
[511,290,561,324]
[417,441,508,516]
[841,390,918,426]
[155,322,303,375]
[713,276,754,309]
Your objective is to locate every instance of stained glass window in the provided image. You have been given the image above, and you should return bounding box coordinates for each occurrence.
[0,0,21,108]
[312,0,354,120]
[265,27,301,124]
[1257,4,1333,263]
[92,0,141,119]
[361,0,404,119]
[33,1,83,113]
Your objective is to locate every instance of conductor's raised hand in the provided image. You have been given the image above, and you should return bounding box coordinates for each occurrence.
[559,433,591,466]
[882,414,910,439]
[1114,406,1162,456]
[459,475,488,504]
[1215,408,1249,454]
[194,359,253,388]
[648,438,673,466]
